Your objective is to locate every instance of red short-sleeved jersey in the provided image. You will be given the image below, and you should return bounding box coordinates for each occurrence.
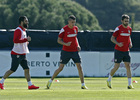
[113,24,132,52]
[58,25,78,52]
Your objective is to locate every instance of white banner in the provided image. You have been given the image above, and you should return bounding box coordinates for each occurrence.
[0,51,140,77]
[0,51,99,77]
[99,52,140,77]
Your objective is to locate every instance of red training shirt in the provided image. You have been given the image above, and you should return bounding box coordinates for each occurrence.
[58,25,78,52]
[113,24,132,52]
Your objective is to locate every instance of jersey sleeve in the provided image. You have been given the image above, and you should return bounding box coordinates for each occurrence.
[58,28,65,38]
[13,29,28,43]
[113,27,119,37]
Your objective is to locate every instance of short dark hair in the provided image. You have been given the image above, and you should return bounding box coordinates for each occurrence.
[68,15,76,20]
[19,16,27,24]
[122,14,129,20]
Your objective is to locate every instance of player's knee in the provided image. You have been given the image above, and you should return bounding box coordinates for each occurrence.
[24,68,29,71]
[113,66,119,71]
[114,64,120,69]
[126,65,131,70]
[10,68,17,72]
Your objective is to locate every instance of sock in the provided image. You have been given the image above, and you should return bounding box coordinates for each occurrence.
[28,81,33,86]
[49,79,53,83]
[108,74,112,81]
[0,78,5,83]
[128,78,132,86]
[81,83,85,86]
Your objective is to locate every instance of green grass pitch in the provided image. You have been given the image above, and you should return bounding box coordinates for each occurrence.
[0,77,140,100]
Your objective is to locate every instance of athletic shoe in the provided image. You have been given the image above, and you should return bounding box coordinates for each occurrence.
[0,83,4,90]
[28,85,39,90]
[81,85,88,89]
[128,85,134,89]
[46,81,52,89]
[107,80,112,89]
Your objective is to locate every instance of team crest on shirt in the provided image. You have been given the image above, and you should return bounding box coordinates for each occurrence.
[17,55,20,58]
[128,30,130,34]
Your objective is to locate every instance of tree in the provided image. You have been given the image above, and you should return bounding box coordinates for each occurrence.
[74,0,140,30]
[0,0,101,30]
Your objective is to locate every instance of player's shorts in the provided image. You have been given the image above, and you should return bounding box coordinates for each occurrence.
[114,49,131,63]
[10,54,29,72]
[60,50,81,64]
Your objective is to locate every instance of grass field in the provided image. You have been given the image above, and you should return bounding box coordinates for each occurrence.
[0,77,140,100]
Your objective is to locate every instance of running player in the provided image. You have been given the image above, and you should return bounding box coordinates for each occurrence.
[46,15,88,89]
[107,14,134,89]
[0,16,39,90]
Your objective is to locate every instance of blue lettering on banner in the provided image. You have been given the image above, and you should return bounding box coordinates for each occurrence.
[28,61,50,67]
[65,62,76,67]
[53,61,59,67]
[28,61,76,67]
[52,61,76,67]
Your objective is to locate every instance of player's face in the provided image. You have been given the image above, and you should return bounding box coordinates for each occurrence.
[68,19,76,28]
[23,18,29,28]
[122,18,129,27]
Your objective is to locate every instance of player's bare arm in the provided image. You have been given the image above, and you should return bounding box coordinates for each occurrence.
[111,36,123,47]
[129,37,133,48]
[76,38,81,51]
[57,37,71,46]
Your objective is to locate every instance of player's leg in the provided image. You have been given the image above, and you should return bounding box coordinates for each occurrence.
[75,63,84,83]
[2,70,14,79]
[24,69,39,89]
[123,51,134,89]
[24,69,30,82]
[52,64,65,80]
[107,50,122,88]
[107,63,120,88]
[0,70,14,90]
[0,54,20,90]
[72,51,87,89]
[75,63,88,89]
[20,55,39,89]
[124,62,134,89]
[47,64,65,89]
[110,63,120,76]
[20,55,31,82]
[124,62,131,78]
[47,50,70,89]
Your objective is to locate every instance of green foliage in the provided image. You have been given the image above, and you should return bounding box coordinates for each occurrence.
[0,0,101,30]
[74,0,140,30]
[132,22,140,31]
[1,0,140,30]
